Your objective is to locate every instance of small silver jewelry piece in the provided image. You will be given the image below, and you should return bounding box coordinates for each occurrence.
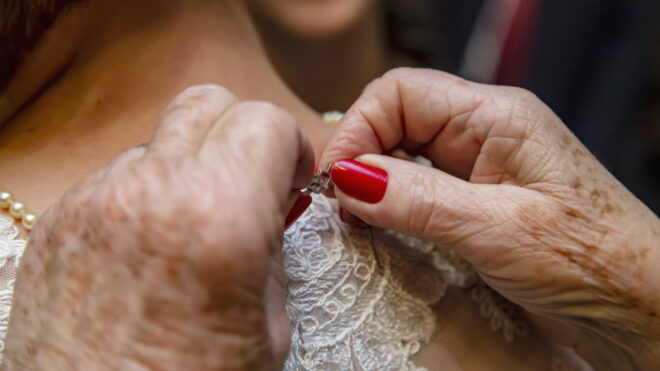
[301,163,334,195]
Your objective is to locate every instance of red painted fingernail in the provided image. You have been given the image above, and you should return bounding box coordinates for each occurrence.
[285,195,312,229]
[331,159,388,203]
[338,206,345,221]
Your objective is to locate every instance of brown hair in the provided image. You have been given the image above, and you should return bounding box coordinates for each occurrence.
[0,0,84,90]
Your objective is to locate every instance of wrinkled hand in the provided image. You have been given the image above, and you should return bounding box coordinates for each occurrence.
[320,68,660,369]
[2,85,314,370]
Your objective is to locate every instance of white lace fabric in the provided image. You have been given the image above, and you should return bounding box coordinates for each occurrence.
[282,195,476,370]
[0,216,26,353]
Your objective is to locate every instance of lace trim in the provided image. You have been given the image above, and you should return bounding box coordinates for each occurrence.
[0,216,26,353]
[382,230,476,289]
[283,195,443,370]
[470,281,529,342]
[283,195,531,370]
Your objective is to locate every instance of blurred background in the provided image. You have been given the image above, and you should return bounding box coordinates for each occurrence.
[247,0,660,214]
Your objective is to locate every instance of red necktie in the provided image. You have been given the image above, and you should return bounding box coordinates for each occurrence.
[496,0,541,86]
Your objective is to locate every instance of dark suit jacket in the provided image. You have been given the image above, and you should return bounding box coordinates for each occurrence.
[428,0,660,213]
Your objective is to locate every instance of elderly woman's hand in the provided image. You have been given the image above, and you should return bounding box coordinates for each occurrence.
[320,68,660,369]
[2,85,314,370]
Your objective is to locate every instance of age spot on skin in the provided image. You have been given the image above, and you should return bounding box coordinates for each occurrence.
[601,203,615,216]
[571,178,582,190]
[571,147,588,158]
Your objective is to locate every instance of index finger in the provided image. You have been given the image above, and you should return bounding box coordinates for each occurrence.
[319,68,498,179]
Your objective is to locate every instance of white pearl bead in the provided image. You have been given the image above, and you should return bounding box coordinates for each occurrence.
[0,191,14,209]
[22,213,37,230]
[322,111,344,125]
[9,201,26,219]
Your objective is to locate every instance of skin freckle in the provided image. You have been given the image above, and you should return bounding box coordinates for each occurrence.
[571,147,588,158]
[625,247,638,262]
[601,203,615,216]
[629,297,640,309]
[571,178,582,190]
[167,265,181,279]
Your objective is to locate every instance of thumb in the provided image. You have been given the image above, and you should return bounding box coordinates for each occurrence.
[331,155,542,262]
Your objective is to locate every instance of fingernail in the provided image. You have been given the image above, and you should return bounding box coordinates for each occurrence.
[338,206,345,221]
[285,195,312,229]
[331,159,388,203]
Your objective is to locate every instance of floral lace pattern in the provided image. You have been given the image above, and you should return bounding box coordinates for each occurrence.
[0,216,26,353]
[470,282,529,342]
[283,195,472,370]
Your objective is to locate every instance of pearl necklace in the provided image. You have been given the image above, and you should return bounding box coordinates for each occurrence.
[0,186,37,231]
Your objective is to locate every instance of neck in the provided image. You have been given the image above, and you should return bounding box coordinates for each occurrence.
[252,6,388,112]
[0,0,332,214]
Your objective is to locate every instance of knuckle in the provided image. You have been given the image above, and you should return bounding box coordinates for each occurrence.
[179,84,235,101]
[92,172,146,227]
[165,84,237,115]
[382,67,416,81]
[237,101,294,122]
[489,86,545,134]
[233,101,298,138]
[498,86,543,114]
[508,86,542,107]
[382,67,462,88]
[375,67,415,91]
[367,67,413,91]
